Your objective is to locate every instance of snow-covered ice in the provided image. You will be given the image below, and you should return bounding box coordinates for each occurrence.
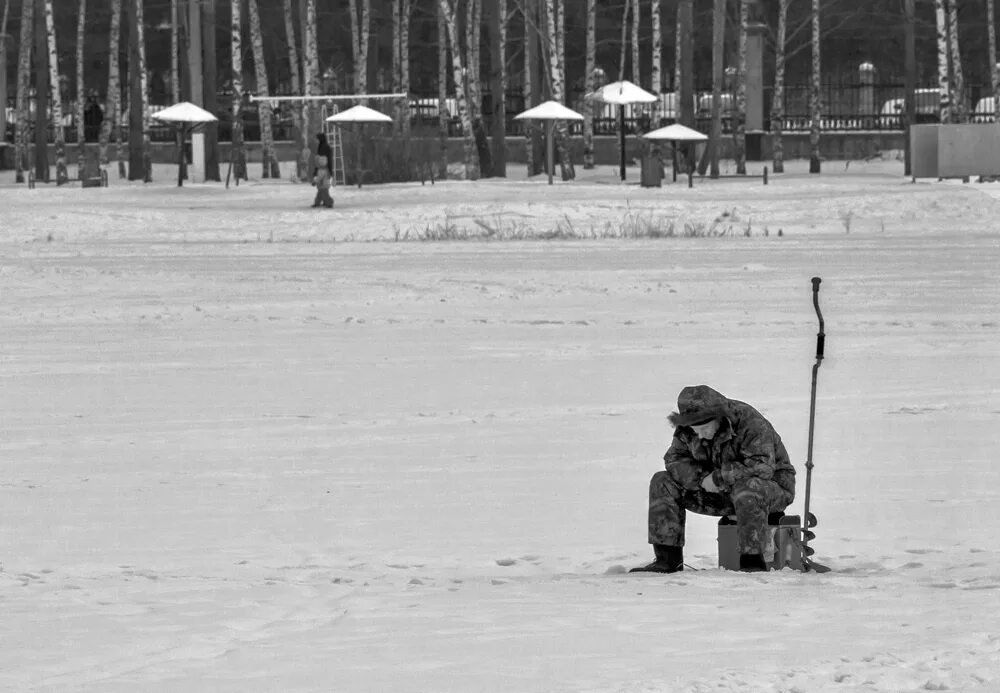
[1,159,998,692]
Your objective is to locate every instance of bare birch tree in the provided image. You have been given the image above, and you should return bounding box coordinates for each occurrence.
[485,0,506,175]
[43,0,68,184]
[401,0,412,142]
[0,0,8,150]
[135,0,151,182]
[708,0,724,178]
[96,0,120,174]
[248,0,279,178]
[651,0,662,125]
[76,0,87,177]
[545,0,574,179]
[989,0,998,121]
[936,0,951,123]
[14,0,34,182]
[280,0,305,180]
[301,0,319,179]
[523,0,536,175]
[439,0,479,179]
[437,1,449,177]
[230,0,247,181]
[631,0,640,85]
[734,0,748,175]
[809,0,821,173]
[619,0,630,80]
[948,0,965,121]
[467,0,494,176]
[583,0,596,168]
[348,0,371,95]
[771,0,789,173]
[170,0,178,104]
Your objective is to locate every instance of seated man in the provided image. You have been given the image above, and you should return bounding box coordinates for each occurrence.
[631,385,795,574]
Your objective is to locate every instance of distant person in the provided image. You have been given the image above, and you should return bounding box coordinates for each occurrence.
[315,132,334,177]
[630,385,796,574]
[312,155,334,209]
[83,93,103,142]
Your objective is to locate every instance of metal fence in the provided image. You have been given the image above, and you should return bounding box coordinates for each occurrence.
[6,82,996,144]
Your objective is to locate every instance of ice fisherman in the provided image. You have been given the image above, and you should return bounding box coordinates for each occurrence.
[312,155,334,208]
[631,385,796,574]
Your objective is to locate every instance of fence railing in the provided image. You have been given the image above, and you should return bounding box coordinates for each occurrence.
[6,82,996,144]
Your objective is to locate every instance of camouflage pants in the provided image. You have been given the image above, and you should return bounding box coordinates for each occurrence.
[647,462,794,555]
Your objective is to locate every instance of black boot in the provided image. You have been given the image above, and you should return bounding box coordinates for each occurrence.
[739,553,769,572]
[630,544,684,573]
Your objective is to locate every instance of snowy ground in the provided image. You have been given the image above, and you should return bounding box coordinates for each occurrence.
[1,158,999,692]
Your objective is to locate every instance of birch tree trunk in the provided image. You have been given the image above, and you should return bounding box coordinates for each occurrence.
[771,0,788,173]
[437,2,449,177]
[734,0,748,175]
[34,0,48,181]
[0,0,8,159]
[545,0,574,180]
[42,0,69,185]
[619,0,630,80]
[674,10,681,93]
[14,0,34,182]
[170,0,178,104]
[467,0,494,176]
[631,0,640,85]
[75,0,86,177]
[135,0,151,182]
[301,0,319,179]
[231,0,247,181]
[486,0,506,175]
[202,0,221,180]
[439,0,479,179]
[988,0,998,121]
[281,0,306,180]
[651,0,662,126]
[98,0,121,173]
[401,0,412,142]
[809,0,821,173]
[392,0,402,130]
[948,0,965,122]
[708,0,724,178]
[523,0,536,175]
[936,0,951,123]
[248,0,278,178]
[583,0,596,168]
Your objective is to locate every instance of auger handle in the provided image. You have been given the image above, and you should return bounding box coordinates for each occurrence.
[812,277,825,360]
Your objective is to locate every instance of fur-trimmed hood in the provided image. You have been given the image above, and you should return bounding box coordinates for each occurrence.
[667,385,732,427]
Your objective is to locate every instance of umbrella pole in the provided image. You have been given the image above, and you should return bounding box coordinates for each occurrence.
[357,124,363,189]
[619,106,626,181]
[547,121,554,185]
[176,126,184,187]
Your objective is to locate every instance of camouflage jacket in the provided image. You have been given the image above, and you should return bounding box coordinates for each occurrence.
[663,396,795,496]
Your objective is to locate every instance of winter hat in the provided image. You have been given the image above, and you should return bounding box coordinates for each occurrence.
[668,385,730,427]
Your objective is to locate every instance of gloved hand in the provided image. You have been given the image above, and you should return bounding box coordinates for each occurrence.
[700,473,721,493]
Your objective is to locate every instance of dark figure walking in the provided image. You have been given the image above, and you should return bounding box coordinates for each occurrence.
[631,385,796,574]
[315,132,334,177]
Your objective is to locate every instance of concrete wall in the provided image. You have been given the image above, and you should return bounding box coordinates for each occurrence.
[1,132,906,173]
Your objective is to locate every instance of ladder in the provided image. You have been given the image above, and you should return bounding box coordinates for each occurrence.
[321,103,347,186]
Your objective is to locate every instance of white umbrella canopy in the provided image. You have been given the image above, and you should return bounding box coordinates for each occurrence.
[643,123,708,142]
[585,80,657,105]
[151,102,218,188]
[584,81,658,182]
[514,100,584,121]
[151,101,218,123]
[326,105,393,189]
[514,101,584,185]
[326,104,393,123]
